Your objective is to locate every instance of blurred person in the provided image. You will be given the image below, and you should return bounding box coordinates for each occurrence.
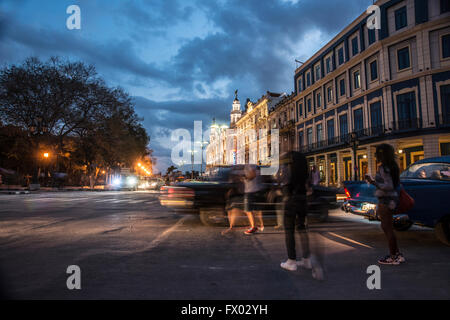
[311,165,320,186]
[365,144,405,265]
[273,160,289,230]
[243,164,264,235]
[417,169,427,179]
[280,152,324,279]
[222,167,245,235]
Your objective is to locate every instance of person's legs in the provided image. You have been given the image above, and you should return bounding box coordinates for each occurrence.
[245,211,255,229]
[378,203,399,256]
[283,200,297,260]
[222,208,238,235]
[295,196,310,258]
[255,210,264,231]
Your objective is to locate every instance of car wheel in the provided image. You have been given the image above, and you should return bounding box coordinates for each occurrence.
[199,207,227,227]
[435,217,450,246]
[393,220,413,231]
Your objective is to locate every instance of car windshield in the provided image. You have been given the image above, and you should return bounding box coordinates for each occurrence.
[400,162,450,181]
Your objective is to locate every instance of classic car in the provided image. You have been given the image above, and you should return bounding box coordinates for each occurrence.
[342,156,450,246]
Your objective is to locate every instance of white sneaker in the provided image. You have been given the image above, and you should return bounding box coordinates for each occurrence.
[280,259,297,271]
[297,258,312,269]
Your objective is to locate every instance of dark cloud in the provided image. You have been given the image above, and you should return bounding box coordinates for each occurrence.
[0,0,372,172]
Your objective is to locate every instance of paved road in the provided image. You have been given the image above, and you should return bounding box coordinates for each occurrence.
[0,191,449,299]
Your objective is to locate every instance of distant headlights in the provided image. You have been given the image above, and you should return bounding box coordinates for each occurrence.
[112,178,122,187]
[126,176,137,187]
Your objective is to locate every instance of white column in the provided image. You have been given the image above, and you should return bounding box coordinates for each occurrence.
[337,151,343,186]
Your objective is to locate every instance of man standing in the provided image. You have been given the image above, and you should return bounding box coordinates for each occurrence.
[280,152,324,280]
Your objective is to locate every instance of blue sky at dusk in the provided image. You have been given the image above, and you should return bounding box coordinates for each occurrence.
[0,0,371,173]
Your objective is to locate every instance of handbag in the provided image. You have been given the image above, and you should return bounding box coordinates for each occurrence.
[396,186,415,214]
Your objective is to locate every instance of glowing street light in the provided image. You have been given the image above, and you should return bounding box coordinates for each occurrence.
[43,152,49,158]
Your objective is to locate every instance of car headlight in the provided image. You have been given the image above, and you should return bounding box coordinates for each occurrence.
[150,182,157,187]
[126,176,137,186]
[362,203,377,211]
[113,178,122,186]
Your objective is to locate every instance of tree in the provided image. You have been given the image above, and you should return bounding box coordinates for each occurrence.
[0,57,151,188]
[166,166,177,175]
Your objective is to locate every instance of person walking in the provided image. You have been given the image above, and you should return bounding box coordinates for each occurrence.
[243,164,264,235]
[280,152,324,279]
[365,144,405,265]
[222,166,245,235]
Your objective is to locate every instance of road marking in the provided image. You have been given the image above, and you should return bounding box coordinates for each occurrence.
[327,232,374,249]
[144,216,189,251]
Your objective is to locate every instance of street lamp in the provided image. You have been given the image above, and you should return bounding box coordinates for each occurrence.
[189,149,197,179]
[348,132,360,181]
[195,140,209,177]
[43,153,49,158]
[29,118,49,190]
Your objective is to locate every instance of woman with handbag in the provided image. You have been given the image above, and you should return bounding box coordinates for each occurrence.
[365,144,406,265]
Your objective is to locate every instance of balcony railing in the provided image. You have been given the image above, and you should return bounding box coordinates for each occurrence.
[298,118,428,154]
[437,114,450,127]
[391,118,422,132]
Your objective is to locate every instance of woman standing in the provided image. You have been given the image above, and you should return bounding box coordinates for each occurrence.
[365,144,405,265]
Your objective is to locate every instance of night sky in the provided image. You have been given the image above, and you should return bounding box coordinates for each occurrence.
[0,0,371,173]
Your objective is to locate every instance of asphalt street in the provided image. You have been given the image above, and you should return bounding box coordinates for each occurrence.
[0,191,449,299]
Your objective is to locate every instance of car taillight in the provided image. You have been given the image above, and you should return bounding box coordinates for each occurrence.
[167,187,194,197]
[344,188,351,199]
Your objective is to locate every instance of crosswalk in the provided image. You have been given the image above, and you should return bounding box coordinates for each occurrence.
[18,196,159,206]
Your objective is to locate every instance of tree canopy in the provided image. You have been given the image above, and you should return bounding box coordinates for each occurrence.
[0,57,152,186]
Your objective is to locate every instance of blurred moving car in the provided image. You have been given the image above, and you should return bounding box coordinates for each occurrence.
[146,178,165,190]
[159,165,339,227]
[342,156,450,246]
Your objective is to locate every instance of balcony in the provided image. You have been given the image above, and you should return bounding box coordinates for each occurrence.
[437,114,450,127]
[391,118,422,132]
[298,118,427,154]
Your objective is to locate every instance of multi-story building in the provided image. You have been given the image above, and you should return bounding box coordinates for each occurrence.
[206,91,285,168]
[293,0,450,186]
[235,91,285,165]
[205,118,229,167]
[268,92,297,155]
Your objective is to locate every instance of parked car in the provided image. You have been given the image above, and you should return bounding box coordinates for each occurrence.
[159,165,338,226]
[342,156,450,246]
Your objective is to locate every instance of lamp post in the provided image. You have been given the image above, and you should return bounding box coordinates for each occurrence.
[196,140,208,177]
[349,132,360,181]
[29,118,49,190]
[190,149,197,179]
